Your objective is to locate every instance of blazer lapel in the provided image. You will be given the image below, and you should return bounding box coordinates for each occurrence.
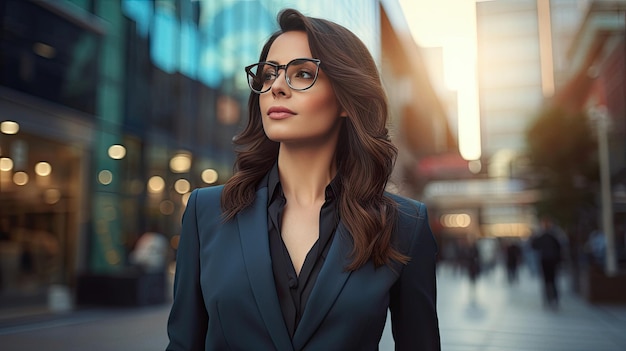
[292,222,353,350]
[238,187,293,351]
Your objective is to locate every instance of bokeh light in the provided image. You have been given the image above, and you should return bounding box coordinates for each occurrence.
[201,168,219,184]
[148,176,165,193]
[0,120,19,134]
[98,170,113,185]
[35,161,52,176]
[108,144,127,160]
[13,171,29,185]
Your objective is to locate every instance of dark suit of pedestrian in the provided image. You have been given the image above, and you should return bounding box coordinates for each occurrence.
[166,184,440,351]
[532,229,562,307]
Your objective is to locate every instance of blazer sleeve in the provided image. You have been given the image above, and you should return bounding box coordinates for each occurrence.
[389,201,441,351]
[166,189,208,350]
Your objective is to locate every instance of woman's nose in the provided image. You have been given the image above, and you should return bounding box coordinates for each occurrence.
[270,69,290,96]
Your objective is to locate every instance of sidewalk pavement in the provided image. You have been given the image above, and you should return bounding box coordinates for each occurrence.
[408,263,626,351]
[0,304,170,351]
[1,263,625,350]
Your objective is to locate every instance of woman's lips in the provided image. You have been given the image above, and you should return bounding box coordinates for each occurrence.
[267,106,296,119]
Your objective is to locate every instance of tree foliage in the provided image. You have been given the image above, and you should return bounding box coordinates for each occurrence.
[525,106,599,230]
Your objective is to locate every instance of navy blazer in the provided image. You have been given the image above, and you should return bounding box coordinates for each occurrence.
[166,184,440,351]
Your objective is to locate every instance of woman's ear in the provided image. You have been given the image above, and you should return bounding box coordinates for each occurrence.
[339,108,348,118]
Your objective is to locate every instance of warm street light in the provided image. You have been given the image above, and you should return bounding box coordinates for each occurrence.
[0,120,19,134]
[169,152,192,173]
[108,144,126,160]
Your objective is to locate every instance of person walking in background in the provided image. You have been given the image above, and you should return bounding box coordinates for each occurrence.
[505,239,523,284]
[464,239,481,285]
[129,231,169,274]
[460,238,481,304]
[166,8,440,350]
[531,216,562,309]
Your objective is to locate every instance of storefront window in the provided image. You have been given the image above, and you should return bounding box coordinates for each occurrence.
[0,131,81,302]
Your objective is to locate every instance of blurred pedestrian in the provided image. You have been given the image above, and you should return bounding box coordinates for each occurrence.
[531,216,562,309]
[464,239,481,285]
[505,239,523,284]
[166,8,440,351]
[460,238,481,305]
[129,231,169,274]
[129,231,169,305]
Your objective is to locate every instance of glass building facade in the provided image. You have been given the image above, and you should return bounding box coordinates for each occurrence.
[0,0,391,309]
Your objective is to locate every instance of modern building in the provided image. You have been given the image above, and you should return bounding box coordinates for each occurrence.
[476,0,587,164]
[553,0,626,292]
[0,0,453,311]
[421,0,591,241]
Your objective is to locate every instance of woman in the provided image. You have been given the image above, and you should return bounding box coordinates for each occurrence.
[167,8,440,351]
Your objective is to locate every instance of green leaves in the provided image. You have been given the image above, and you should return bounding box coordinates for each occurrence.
[524,106,599,228]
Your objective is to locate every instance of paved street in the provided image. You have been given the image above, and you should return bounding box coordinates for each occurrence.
[425,264,626,351]
[0,305,169,351]
[1,264,626,350]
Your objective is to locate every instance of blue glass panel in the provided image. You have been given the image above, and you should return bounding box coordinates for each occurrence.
[151,5,178,74]
[180,20,198,78]
[121,0,152,37]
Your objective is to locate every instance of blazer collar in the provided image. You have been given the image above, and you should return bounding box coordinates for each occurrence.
[238,185,353,351]
[238,186,293,351]
[292,222,353,349]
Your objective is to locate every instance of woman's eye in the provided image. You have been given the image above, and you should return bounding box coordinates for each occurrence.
[262,71,277,81]
[294,70,313,79]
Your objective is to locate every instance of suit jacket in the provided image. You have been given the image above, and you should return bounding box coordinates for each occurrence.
[166,184,440,351]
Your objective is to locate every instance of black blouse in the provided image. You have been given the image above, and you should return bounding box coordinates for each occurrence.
[266,164,340,338]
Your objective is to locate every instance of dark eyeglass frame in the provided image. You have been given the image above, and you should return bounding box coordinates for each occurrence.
[245,58,321,94]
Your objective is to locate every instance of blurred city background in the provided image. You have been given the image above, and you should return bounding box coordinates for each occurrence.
[1,0,626,350]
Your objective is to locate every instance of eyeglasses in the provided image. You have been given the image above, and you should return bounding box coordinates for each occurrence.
[245,58,321,94]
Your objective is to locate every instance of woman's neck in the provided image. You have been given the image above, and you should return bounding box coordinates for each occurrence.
[277,145,337,207]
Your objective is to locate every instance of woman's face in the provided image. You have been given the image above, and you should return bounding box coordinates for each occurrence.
[259,31,344,145]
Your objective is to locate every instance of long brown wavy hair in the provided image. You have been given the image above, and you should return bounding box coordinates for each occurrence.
[222,8,408,270]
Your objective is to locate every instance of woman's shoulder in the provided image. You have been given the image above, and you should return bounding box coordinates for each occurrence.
[187,185,224,210]
[385,192,428,222]
[385,192,436,254]
[194,184,225,197]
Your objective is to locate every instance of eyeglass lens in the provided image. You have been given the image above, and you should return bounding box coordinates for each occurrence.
[247,59,319,93]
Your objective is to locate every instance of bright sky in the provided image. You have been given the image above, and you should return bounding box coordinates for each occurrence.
[399,0,476,47]
[398,0,482,161]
